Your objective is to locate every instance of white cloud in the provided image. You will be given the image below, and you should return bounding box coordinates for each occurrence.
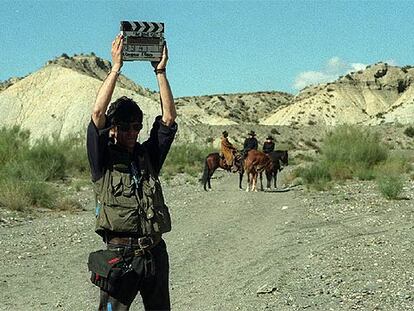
[326,57,346,73]
[293,57,368,90]
[384,59,398,66]
[349,63,366,72]
[293,71,337,90]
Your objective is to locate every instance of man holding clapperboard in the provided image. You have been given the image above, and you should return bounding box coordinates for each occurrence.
[86,21,177,311]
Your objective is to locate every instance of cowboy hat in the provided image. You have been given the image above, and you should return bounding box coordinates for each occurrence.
[248,130,256,136]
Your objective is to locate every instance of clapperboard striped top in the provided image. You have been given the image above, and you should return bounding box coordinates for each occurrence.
[120,21,164,33]
[120,21,165,62]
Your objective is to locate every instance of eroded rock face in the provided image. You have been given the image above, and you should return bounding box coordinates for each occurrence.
[0,64,160,142]
[261,63,414,126]
[1,57,413,145]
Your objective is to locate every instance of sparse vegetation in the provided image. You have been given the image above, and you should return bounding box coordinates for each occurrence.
[377,174,405,200]
[162,143,215,180]
[403,126,414,138]
[0,126,88,211]
[296,125,410,196]
[270,128,280,135]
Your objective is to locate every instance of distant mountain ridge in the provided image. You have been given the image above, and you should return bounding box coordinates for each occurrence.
[0,56,413,145]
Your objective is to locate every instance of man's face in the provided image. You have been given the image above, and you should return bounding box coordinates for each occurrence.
[113,122,142,150]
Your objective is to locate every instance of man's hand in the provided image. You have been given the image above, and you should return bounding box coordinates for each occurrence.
[152,42,168,70]
[111,34,124,71]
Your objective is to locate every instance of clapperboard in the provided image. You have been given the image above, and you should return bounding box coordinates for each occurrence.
[120,21,164,61]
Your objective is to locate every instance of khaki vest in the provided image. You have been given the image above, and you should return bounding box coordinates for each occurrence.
[94,144,171,238]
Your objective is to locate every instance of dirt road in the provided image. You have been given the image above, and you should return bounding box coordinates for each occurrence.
[0,171,413,310]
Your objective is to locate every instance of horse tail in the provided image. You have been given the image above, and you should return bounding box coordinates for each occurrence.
[200,158,209,185]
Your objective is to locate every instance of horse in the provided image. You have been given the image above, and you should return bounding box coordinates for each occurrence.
[243,150,273,192]
[201,152,243,191]
[240,150,289,191]
[262,150,289,189]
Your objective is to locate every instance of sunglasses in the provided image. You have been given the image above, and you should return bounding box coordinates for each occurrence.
[117,122,143,132]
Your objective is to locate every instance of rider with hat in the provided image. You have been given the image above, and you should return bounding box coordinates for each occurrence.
[242,130,258,158]
[220,130,238,171]
[262,135,275,154]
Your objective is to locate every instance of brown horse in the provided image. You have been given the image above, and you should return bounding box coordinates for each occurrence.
[262,150,289,189]
[243,150,273,192]
[201,152,243,191]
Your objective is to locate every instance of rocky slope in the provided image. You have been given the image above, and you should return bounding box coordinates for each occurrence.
[175,91,292,125]
[261,63,414,126]
[1,57,413,146]
[0,55,161,141]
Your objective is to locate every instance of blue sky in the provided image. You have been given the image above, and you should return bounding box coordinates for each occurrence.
[1,0,414,97]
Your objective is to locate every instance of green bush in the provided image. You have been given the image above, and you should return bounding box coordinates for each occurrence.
[322,125,388,169]
[162,143,216,178]
[0,126,30,166]
[299,125,391,189]
[24,181,57,208]
[355,167,376,181]
[296,162,331,190]
[0,126,89,211]
[0,180,31,211]
[377,174,404,200]
[55,134,89,176]
[403,126,414,138]
[24,138,67,181]
[0,180,56,210]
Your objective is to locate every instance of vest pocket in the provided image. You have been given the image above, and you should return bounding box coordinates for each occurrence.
[141,178,171,234]
[110,174,123,197]
[98,203,141,233]
[152,204,172,233]
[108,173,137,208]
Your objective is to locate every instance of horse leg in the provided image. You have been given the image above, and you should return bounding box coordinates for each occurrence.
[208,169,215,191]
[266,171,271,189]
[252,172,258,192]
[245,171,250,192]
[246,171,251,192]
[239,170,244,190]
[259,172,264,191]
[274,171,278,189]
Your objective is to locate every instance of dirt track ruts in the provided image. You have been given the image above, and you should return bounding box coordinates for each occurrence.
[0,170,413,310]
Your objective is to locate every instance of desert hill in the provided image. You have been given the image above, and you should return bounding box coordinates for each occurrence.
[261,62,414,126]
[0,55,161,141]
[175,91,292,125]
[0,56,413,149]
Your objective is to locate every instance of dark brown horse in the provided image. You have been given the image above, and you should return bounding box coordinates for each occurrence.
[262,150,289,189]
[201,152,243,191]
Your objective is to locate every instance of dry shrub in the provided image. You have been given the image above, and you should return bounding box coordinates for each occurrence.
[0,181,30,211]
[56,197,83,211]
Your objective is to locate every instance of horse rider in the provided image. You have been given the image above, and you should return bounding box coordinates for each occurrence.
[262,135,275,154]
[220,130,238,171]
[242,130,258,158]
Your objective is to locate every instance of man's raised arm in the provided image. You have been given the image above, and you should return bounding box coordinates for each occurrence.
[152,44,176,127]
[92,35,123,129]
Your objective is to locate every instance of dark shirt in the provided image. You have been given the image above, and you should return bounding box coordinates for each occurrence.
[262,141,275,154]
[87,115,177,182]
[243,137,258,152]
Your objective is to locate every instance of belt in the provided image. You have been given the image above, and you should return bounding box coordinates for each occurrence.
[107,235,161,254]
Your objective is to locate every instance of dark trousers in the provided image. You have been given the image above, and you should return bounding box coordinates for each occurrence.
[98,240,170,311]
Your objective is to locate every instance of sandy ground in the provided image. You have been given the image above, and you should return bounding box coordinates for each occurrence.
[0,170,413,311]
